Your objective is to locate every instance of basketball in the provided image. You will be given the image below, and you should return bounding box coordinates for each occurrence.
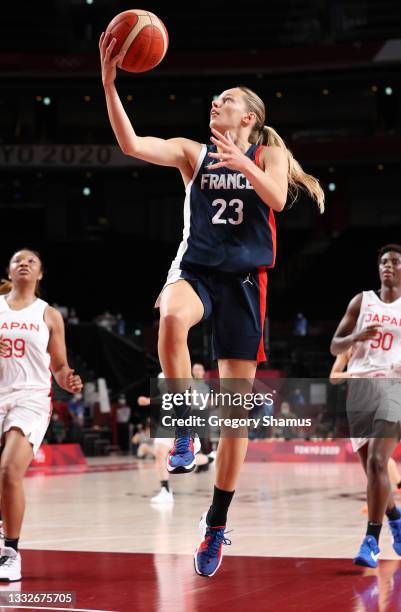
[105,9,168,73]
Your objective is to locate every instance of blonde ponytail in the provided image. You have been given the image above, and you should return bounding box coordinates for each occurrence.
[238,85,325,213]
[261,125,324,213]
[0,280,12,295]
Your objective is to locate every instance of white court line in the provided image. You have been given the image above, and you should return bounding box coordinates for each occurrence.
[0,606,118,612]
[22,536,131,546]
[20,530,380,546]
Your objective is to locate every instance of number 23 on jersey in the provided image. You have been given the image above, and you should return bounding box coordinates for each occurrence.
[212,198,244,225]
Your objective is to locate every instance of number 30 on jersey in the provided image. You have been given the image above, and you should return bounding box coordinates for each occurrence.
[212,198,244,225]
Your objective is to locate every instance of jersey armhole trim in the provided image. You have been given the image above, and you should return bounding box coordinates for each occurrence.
[42,303,52,336]
[185,144,207,193]
[255,145,264,170]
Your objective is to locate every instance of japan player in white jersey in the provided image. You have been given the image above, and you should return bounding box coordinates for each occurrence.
[0,249,82,581]
[331,244,401,568]
[330,349,401,513]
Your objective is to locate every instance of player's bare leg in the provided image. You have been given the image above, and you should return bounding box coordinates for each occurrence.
[158,280,204,473]
[214,359,256,491]
[0,429,33,538]
[358,443,398,514]
[151,443,174,504]
[158,280,203,380]
[194,358,256,577]
[366,436,399,523]
[0,428,33,581]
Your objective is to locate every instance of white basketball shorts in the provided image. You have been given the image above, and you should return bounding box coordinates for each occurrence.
[0,389,52,456]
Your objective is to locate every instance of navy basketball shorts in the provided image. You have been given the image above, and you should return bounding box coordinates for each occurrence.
[156,266,268,363]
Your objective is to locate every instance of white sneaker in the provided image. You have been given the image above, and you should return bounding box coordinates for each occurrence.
[0,547,21,581]
[150,488,174,504]
[0,522,4,541]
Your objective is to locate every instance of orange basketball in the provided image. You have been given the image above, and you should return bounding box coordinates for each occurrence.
[106,9,169,73]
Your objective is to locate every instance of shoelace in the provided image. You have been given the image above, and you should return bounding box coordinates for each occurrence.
[365,537,379,554]
[174,437,191,455]
[0,555,14,566]
[206,529,232,557]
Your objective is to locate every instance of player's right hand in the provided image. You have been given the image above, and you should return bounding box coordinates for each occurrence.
[352,324,382,342]
[99,32,124,87]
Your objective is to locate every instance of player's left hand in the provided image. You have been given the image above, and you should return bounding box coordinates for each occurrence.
[207,128,252,172]
[391,362,401,375]
[0,336,9,358]
[58,368,83,394]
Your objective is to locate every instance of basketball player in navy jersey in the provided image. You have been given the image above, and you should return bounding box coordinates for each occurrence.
[100,32,324,576]
[0,249,82,581]
[331,245,401,568]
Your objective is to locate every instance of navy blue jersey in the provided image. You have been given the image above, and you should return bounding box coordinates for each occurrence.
[171,143,276,274]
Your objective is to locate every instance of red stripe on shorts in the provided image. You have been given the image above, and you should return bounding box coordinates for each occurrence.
[257,268,268,364]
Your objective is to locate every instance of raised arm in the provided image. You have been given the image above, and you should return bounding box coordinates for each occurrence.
[99,32,201,174]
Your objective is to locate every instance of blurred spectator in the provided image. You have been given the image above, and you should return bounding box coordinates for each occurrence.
[115,313,126,335]
[313,412,334,440]
[132,420,155,458]
[83,380,97,413]
[68,392,85,426]
[293,312,308,336]
[67,307,80,325]
[98,378,111,414]
[273,401,299,440]
[191,362,214,470]
[192,362,210,396]
[48,412,66,444]
[94,311,116,332]
[290,387,306,407]
[249,396,274,440]
[116,394,131,454]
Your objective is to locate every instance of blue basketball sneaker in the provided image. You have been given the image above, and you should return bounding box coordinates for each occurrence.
[353,535,380,568]
[194,512,231,577]
[166,434,201,474]
[388,514,401,555]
